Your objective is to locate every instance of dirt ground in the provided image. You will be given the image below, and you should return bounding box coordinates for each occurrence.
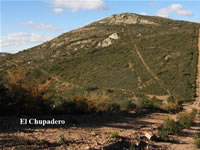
[0,105,200,150]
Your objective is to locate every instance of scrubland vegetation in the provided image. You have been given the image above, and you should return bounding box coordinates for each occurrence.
[0,13,200,116]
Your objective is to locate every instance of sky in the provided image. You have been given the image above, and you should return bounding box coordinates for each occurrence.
[0,0,200,53]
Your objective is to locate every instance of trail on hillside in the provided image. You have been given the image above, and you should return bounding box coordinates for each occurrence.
[127,28,171,97]
[132,40,171,96]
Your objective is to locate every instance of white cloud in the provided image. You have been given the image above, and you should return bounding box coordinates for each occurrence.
[0,32,54,48]
[156,8,170,18]
[139,12,147,16]
[169,4,183,11]
[156,4,193,18]
[17,21,63,32]
[50,0,107,12]
[53,8,64,14]
[176,9,193,17]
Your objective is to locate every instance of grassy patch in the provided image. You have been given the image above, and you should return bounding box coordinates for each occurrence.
[110,132,120,139]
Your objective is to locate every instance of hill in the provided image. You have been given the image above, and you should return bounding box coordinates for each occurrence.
[0,53,11,60]
[0,13,200,114]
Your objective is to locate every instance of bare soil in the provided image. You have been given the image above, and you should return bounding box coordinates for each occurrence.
[0,106,200,150]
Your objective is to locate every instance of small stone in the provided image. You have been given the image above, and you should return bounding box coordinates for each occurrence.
[144,132,157,141]
[136,140,148,149]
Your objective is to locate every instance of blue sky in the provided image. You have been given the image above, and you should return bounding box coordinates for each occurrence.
[1,0,200,53]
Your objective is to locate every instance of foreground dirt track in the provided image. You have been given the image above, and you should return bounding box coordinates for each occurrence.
[0,107,200,150]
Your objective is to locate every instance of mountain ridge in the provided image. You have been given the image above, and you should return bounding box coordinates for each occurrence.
[1,13,200,114]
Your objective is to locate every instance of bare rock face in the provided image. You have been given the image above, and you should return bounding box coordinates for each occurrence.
[109,33,119,40]
[100,38,112,47]
[0,53,8,57]
[98,13,156,25]
[97,33,119,48]
[0,53,10,57]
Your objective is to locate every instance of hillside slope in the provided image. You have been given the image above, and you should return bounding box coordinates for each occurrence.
[1,13,200,114]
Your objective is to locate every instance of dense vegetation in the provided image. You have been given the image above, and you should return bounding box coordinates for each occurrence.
[158,110,198,142]
[0,13,200,115]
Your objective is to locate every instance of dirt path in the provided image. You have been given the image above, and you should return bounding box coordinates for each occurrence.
[126,27,171,97]
[131,38,171,99]
[1,108,199,150]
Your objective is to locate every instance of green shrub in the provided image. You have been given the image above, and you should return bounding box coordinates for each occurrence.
[135,97,153,109]
[96,101,120,112]
[73,96,91,112]
[161,100,182,113]
[167,96,175,103]
[177,112,193,129]
[193,133,200,140]
[151,97,162,109]
[111,132,119,139]
[124,100,136,111]
[129,143,136,150]
[194,138,200,148]
[191,108,197,119]
[58,135,67,144]
[158,129,169,142]
[162,119,179,135]
[158,118,180,142]
[198,111,200,119]
[193,133,200,148]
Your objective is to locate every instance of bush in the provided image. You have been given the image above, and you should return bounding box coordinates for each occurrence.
[86,92,120,112]
[191,108,198,119]
[177,112,193,129]
[124,100,136,111]
[193,133,200,140]
[162,119,179,135]
[0,82,12,113]
[194,138,200,148]
[161,100,182,113]
[73,96,92,112]
[198,111,200,119]
[167,96,175,103]
[158,118,179,142]
[135,97,153,109]
[96,102,120,112]
[58,135,67,144]
[129,143,136,150]
[52,93,121,114]
[111,132,119,139]
[151,97,162,109]
[158,129,169,142]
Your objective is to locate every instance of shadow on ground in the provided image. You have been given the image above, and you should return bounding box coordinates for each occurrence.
[0,135,63,149]
[0,109,164,134]
[0,109,177,149]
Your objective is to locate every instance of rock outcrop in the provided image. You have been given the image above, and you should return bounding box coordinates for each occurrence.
[97,33,119,48]
[98,13,156,25]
